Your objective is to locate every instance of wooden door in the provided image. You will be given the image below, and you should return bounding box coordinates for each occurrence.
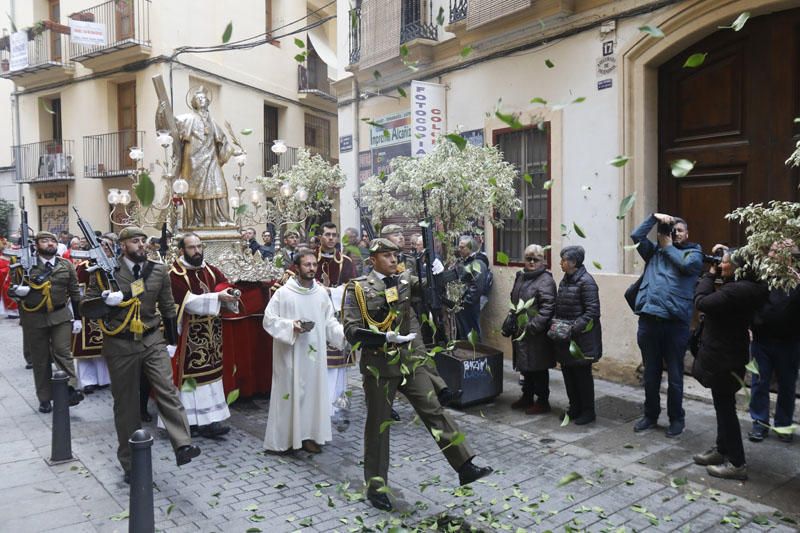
[49,0,61,62]
[115,0,134,41]
[658,8,800,253]
[117,81,137,171]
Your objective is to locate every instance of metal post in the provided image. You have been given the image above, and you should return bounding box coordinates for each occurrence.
[49,370,73,463]
[128,429,154,533]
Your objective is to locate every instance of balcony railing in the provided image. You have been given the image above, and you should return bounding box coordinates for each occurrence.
[0,26,73,77]
[83,130,143,178]
[401,0,438,43]
[12,140,75,183]
[69,0,151,62]
[449,0,468,23]
[348,7,362,64]
[298,63,334,101]
[259,142,280,176]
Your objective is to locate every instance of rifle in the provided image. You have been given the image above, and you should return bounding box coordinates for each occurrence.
[6,209,35,284]
[415,190,457,345]
[72,207,120,292]
[158,222,169,260]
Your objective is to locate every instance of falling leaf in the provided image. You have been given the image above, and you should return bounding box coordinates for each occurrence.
[467,329,478,349]
[299,517,313,527]
[543,180,553,190]
[460,45,474,58]
[530,97,548,105]
[573,222,586,238]
[609,155,631,168]
[245,529,262,533]
[670,477,688,488]
[240,128,253,136]
[181,377,197,393]
[720,12,750,32]
[523,173,533,184]
[234,205,248,216]
[624,243,641,251]
[293,37,305,48]
[397,87,407,98]
[496,251,510,266]
[771,424,798,435]
[638,25,665,38]
[436,6,445,25]
[110,510,130,521]
[226,388,240,405]
[40,100,56,115]
[569,341,586,360]
[572,96,586,104]
[165,503,176,516]
[134,171,156,207]
[373,70,381,80]
[545,59,555,68]
[582,319,594,333]
[560,223,568,236]
[248,514,265,522]
[670,159,695,178]
[379,419,397,433]
[560,414,570,427]
[400,44,409,57]
[557,472,583,487]
[367,365,381,382]
[617,193,636,219]
[445,133,467,151]
[683,53,707,68]
[745,358,759,376]
[294,53,307,63]
[495,110,523,129]
[221,22,233,43]
[282,393,290,400]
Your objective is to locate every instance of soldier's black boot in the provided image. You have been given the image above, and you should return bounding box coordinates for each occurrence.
[367,492,393,511]
[458,459,493,486]
[175,445,201,466]
[68,386,84,406]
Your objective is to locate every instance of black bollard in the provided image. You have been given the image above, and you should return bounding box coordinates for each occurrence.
[129,429,155,533]
[49,370,73,463]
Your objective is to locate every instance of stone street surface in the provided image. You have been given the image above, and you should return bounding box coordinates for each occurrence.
[1,316,798,533]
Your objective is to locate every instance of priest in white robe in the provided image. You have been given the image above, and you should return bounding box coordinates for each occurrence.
[263,249,345,453]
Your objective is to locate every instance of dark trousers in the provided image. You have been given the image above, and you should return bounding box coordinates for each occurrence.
[561,364,594,416]
[637,316,689,422]
[712,373,745,467]
[522,370,550,403]
[749,338,800,429]
[455,303,481,342]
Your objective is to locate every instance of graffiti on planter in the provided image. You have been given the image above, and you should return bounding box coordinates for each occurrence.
[463,358,489,380]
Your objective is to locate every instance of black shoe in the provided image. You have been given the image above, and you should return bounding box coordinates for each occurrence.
[560,408,579,422]
[140,411,153,423]
[38,401,52,413]
[665,419,685,438]
[68,387,84,407]
[633,417,657,433]
[573,412,596,426]
[438,388,463,407]
[198,422,231,438]
[123,471,130,484]
[367,492,393,511]
[458,460,493,486]
[190,425,199,438]
[25,363,33,370]
[82,385,97,395]
[748,425,768,442]
[391,408,401,421]
[175,445,201,466]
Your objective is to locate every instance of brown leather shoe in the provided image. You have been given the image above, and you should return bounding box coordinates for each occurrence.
[302,440,322,454]
[525,402,551,415]
[511,396,532,410]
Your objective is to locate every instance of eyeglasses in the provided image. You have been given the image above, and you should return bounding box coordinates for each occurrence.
[524,256,540,262]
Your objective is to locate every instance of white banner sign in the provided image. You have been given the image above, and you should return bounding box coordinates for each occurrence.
[410,80,446,157]
[369,111,412,148]
[69,20,107,46]
[9,31,28,71]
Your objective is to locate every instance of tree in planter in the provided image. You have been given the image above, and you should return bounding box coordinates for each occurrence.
[361,136,521,262]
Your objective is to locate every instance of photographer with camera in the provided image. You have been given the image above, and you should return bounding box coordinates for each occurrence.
[630,213,703,437]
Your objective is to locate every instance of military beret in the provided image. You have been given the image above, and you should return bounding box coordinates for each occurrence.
[380,224,404,236]
[369,238,400,254]
[284,229,300,238]
[34,231,58,242]
[118,226,147,241]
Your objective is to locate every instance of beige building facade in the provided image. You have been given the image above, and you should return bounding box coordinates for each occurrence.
[334,0,800,380]
[1,0,340,238]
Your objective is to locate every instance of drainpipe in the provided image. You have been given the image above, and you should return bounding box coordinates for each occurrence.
[352,76,361,227]
[11,0,23,213]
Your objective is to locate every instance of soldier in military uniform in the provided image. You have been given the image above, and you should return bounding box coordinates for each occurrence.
[81,227,200,483]
[9,231,84,413]
[342,238,492,511]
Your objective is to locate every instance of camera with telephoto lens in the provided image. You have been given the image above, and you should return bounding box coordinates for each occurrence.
[702,254,722,265]
[657,222,675,236]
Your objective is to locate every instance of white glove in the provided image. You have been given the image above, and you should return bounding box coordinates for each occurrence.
[167,345,177,359]
[10,285,30,297]
[72,320,82,334]
[386,331,417,344]
[431,258,445,275]
[101,290,124,306]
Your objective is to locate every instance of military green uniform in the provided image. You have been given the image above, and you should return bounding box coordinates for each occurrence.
[82,258,191,473]
[342,265,474,496]
[17,256,81,403]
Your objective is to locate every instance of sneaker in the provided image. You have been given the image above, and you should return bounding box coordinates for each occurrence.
[633,417,657,433]
[525,402,551,415]
[693,447,724,466]
[665,419,685,438]
[707,462,748,481]
[748,426,768,442]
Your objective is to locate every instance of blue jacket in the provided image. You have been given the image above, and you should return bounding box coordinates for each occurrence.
[631,215,703,324]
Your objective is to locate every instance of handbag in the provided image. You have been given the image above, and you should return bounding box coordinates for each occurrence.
[688,315,704,357]
[547,318,573,342]
[624,254,650,312]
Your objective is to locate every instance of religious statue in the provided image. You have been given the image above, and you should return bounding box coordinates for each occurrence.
[155,80,240,228]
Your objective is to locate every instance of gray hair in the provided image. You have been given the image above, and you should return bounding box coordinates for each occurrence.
[524,244,545,262]
[458,235,477,252]
[560,245,585,267]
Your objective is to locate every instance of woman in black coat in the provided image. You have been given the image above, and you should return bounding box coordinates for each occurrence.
[691,246,768,481]
[552,246,602,425]
[502,244,556,414]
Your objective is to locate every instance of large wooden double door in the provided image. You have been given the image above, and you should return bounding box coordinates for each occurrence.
[659,8,800,252]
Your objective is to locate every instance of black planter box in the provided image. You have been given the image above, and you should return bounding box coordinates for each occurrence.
[434,341,504,407]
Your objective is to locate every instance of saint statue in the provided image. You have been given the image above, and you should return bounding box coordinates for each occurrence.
[156,85,239,228]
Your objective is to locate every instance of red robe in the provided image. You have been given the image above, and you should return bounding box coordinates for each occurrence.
[315,249,357,367]
[0,256,18,313]
[71,260,104,358]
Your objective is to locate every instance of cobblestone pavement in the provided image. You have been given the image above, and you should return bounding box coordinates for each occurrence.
[1,316,798,532]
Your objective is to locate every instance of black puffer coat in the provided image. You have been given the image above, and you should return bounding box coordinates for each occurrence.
[694,273,768,377]
[507,267,556,372]
[554,265,602,366]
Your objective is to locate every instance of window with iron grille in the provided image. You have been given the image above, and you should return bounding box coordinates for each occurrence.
[263,104,279,173]
[304,114,331,160]
[494,125,550,265]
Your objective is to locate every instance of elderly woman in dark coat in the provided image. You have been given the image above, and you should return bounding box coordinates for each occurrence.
[502,244,556,414]
[691,246,768,481]
[552,245,602,425]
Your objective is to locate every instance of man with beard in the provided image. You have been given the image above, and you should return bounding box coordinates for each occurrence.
[82,226,199,483]
[169,233,239,438]
[10,231,84,413]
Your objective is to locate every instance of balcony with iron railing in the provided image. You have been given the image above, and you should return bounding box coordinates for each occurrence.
[0,25,74,87]
[83,130,144,178]
[348,7,362,64]
[400,0,438,44]
[260,143,300,176]
[298,52,336,110]
[69,0,151,70]
[12,140,76,183]
[449,0,468,23]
